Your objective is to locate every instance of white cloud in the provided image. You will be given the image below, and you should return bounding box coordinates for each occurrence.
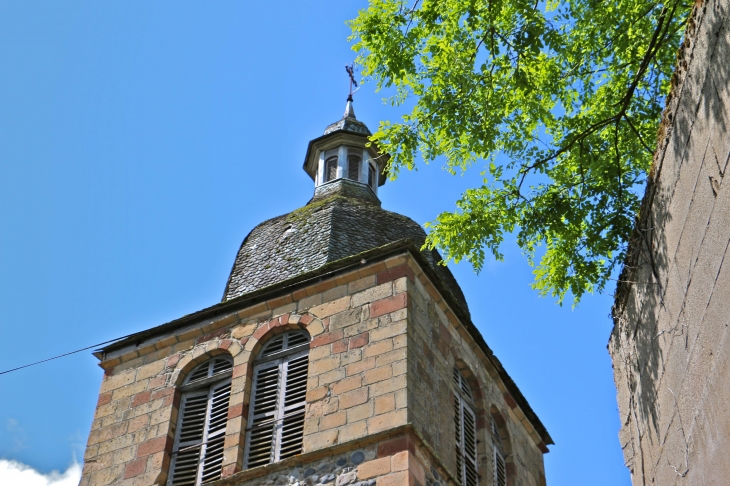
[0,459,81,486]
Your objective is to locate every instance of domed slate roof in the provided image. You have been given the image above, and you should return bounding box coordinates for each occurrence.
[322,100,371,136]
[222,179,470,317]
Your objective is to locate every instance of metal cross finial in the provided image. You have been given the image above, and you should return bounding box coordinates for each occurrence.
[345,63,358,102]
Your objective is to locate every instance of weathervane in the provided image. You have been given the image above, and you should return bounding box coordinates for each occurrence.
[345,63,359,102]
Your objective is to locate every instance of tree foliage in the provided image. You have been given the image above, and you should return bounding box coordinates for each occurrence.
[349,0,692,304]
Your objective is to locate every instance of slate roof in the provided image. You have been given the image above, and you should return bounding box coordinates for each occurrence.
[322,115,371,137]
[222,178,470,318]
[323,100,371,136]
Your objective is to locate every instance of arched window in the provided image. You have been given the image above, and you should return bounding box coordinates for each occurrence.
[347,154,361,181]
[325,156,338,182]
[453,368,478,486]
[168,356,233,486]
[367,163,376,189]
[245,330,310,469]
[492,418,507,486]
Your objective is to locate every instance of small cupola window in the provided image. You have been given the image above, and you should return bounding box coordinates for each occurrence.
[304,100,387,193]
[367,163,376,189]
[324,156,338,183]
[347,154,361,181]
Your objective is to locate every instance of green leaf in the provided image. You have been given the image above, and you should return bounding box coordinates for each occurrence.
[350,0,690,306]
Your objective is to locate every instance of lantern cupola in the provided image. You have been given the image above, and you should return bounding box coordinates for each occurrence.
[302,99,388,197]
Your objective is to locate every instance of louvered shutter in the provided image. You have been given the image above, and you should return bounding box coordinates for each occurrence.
[245,361,279,468]
[454,395,478,486]
[245,331,309,469]
[199,380,231,484]
[278,353,307,459]
[168,358,232,486]
[494,448,506,486]
[462,405,478,486]
[170,391,209,486]
[453,369,478,486]
[347,156,361,181]
[453,367,473,401]
[491,419,501,446]
[454,397,463,482]
[325,157,338,182]
[492,419,506,486]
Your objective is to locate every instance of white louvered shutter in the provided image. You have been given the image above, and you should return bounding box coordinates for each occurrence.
[494,448,506,486]
[169,358,232,486]
[170,390,209,486]
[454,369,478,486]
[199,380,230,483]
[245,331,309,469]
[454,397,463,481]
[453,367,473,401]
[245,361,279,468]
[492,419,506,486]
[462,405,478,486]
[279,352,307,459]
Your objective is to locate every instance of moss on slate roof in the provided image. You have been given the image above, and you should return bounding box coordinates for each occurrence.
[222,179,470,319]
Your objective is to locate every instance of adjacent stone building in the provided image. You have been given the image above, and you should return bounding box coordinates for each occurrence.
[80,100,552,486]
[609,0,730,483]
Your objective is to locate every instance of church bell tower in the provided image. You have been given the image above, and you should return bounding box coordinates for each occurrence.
[80,100,552,486]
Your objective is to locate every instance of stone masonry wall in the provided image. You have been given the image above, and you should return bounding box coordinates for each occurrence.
[609,0,730,484]
[405,261,547,486]
[81,255,413,485]
[215,430,452,486]
[81,252,546,485]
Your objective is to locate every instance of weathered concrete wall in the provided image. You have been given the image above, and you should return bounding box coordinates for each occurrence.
[609,0,730,484]
[81,253,547,485]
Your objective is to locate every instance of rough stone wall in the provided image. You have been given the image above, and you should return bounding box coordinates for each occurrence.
[231,445,379,486]
[609,0,730,484]
[405,261,546,486]
[300,258,411,452]
[80,253,546,485]
[81,256,413,485]
[215,432,448,486]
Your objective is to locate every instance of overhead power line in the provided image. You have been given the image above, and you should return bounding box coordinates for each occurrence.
[0,333,137,376]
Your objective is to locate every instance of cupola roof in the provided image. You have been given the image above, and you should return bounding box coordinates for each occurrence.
[222,178,470,318]
[322,100,371,136]
[223,101,468,315]
[302,101,388,186]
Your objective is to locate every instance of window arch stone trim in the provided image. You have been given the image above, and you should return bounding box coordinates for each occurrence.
[244,329,311,468]
[158,313,327,480]
[240,312,324,358]
[172,347,236,387]
[168,339,247,479]
[453,360,487,422]
[210,312,326,476]
[165,350,236,485]
[236,313,325,419]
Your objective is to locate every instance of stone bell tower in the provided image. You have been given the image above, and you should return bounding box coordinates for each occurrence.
[80,100,552,486]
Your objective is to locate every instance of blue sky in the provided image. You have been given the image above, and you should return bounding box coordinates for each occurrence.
[0,2,629,484]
